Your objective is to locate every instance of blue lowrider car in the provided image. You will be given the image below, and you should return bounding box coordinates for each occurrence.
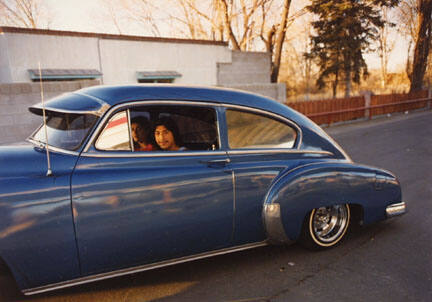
[0,85,406,295]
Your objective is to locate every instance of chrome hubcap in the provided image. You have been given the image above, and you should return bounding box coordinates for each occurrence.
[312,205,348,243]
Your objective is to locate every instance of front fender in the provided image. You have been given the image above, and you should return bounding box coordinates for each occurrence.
[263,161,401,243]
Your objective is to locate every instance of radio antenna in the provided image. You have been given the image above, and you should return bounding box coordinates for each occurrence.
[38,62,52,176]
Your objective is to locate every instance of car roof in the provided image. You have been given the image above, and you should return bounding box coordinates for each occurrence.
[28,84,349,160]
[29,84,292,117]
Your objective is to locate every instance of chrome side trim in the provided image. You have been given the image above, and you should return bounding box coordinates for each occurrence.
[231,170,236,241]
[27,138,80,156]
[22,241,268,296]
[221,103,303,149]
[80,149,333,158]
[227,149,333,156]
[81,150,228,158]
[386,202,407,218]
[263,203,292,245]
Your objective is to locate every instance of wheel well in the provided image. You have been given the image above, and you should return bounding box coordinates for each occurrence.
[349,203,364,228]
[0,256,12,275]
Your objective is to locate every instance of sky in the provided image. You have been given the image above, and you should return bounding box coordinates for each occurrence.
[4,0,409,72]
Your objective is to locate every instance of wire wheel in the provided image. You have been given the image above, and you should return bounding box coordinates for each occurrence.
[301,204,350,249]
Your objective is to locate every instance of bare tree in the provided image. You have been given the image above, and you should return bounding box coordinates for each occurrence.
[270,0,291,82]
[0,0,50,28]
[377,7,396,90]
[99,0,124,34]
[396,0,419,81]
[120,0,161,36]
[166,0,293,82]
[410,0,432,92]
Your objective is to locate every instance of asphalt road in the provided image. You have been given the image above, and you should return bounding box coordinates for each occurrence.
[1,110,431,302]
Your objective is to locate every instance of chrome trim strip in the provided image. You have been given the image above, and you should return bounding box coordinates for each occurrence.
[221,103,303,149]
[83,100,222,153]
[227,149,333,156]
[31,106,105,116]
[386,202,407,218]
[263,203,292,245]
[80,149,333,158]
[81,150,228,158]
[231,170,236,241]
[22,241,268,295]
[126,108,134,151]
[27,138,80,156]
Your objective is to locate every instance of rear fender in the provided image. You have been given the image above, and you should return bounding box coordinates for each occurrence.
[263,162,401,243]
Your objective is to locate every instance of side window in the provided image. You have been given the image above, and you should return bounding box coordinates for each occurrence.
[226,109,297,149]
[130,105,219,151]
[95,111,131,151]
[95,104,219,152]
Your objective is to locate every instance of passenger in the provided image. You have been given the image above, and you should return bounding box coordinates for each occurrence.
[154,117,186,151]
[131,116,154,151]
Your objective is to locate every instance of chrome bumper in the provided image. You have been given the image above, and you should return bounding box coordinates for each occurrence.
[386,202,407,218]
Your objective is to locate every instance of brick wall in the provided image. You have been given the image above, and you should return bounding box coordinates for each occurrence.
[0,80,99,144]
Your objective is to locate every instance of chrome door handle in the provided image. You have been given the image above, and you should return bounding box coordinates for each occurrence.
[200,158,231,166]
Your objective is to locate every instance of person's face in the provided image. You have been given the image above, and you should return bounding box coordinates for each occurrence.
[131,122,146,143]
[155,125,178,151]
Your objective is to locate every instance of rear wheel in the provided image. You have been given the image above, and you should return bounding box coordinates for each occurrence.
[300,204,350,250]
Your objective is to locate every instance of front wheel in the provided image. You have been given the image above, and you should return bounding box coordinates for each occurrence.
[300,204,350,250]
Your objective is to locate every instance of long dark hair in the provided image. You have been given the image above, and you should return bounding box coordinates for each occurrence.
[153,116,183,149]
[131,116,151,146]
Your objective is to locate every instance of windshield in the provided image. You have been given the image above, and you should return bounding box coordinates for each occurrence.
[31,112,98,151]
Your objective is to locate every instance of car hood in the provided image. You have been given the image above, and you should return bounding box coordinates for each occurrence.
[0,142,78,179]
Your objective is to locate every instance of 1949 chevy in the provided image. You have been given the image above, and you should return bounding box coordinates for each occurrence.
[0,85,406,295]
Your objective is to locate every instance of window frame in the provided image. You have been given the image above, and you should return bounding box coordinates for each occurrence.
[83,100,224,157]
[94,109,133,152]
[221,104,302,152]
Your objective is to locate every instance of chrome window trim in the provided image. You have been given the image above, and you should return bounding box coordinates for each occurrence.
[26,138,80,156]
[80,149,332,158]
[126,108,134,151]
[22,241,268,296]
[222,104,303,150]
[81,150,228,158]
[84,100,223,154]
[94,110,131,152]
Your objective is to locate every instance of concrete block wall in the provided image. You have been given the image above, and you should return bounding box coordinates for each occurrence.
[0,80,99,144]
[226,83,287,103]
[217,51,271,85]
[217,51,286,103]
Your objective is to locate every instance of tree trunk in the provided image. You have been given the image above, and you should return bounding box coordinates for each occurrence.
[345,65,351,97]
[270,0,291,83]
[410,0,432,92]
[220,0,241,50]
[332,72,339,98]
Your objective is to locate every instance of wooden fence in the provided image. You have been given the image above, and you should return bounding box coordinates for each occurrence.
[286,90,431,126]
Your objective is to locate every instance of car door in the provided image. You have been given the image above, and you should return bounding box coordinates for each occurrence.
[71,102,234,276]
[222,106,309,245]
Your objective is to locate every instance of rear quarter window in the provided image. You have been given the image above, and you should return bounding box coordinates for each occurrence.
[226,109,297,149]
